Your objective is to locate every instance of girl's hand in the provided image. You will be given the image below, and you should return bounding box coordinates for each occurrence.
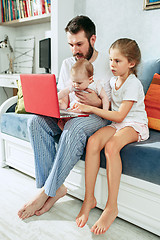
[77,103,93,113]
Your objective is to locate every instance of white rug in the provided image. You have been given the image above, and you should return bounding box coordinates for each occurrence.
[0,167,159,240]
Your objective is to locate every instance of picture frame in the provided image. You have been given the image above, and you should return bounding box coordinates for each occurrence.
[144,0,160,10]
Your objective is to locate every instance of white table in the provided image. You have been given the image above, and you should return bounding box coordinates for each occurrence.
[0,74,19,105]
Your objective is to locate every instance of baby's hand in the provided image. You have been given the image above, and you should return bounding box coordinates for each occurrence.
[71,103,79,110]
[69,103,82,113]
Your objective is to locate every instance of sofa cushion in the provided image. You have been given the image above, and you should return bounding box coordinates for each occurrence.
[120,129,160,185]
[1,112,61,143]
[1,57,160,186]
[138,58,160,94]
[1,112,160,185]
[1,113,32,142]
[81,129,160,185]
[144,73,160,131]
[15,80,27,114]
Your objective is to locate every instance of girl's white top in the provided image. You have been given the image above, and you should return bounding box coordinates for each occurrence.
[110,74,148,125]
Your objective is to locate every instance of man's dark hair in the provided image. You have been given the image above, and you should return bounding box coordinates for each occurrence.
[65,15,96,41]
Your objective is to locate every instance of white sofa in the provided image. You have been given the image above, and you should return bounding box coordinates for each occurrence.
[0,95,160,237]
[0,59,160,236]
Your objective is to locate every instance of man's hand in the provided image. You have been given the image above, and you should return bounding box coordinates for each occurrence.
[75,88,102,108]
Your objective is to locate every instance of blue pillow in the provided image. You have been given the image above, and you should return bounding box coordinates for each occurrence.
[138,59,160,94]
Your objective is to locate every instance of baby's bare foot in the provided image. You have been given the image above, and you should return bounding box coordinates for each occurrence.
[18,188,49,220]
[58,119,65,130]
[91,206,118,235]
[35,184,67,216]
[76,197,97,228]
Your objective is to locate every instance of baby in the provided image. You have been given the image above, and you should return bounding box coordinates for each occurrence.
[58,58,109,129]
[58,59,109,130]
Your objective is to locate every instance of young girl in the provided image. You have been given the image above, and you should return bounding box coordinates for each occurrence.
[75,38,149,235]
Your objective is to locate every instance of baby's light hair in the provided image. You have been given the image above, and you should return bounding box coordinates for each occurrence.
[71,59,94,78]
[109,38,141,76]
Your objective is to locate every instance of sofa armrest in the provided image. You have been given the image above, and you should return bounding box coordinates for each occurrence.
[0,96,18,117]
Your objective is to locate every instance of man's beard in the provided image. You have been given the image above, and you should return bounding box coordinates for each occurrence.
[74,43,94,61]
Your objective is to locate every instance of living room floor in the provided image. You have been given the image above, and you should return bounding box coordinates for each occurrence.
[0,167,159,240]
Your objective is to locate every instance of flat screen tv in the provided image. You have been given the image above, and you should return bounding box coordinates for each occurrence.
[39,38,51,73]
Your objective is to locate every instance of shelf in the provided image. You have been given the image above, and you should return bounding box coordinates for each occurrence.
[0,13,51,27]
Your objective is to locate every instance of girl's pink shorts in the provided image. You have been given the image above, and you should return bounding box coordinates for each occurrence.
[109,122,149,142]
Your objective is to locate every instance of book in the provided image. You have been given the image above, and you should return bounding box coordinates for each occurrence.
[5,0,9,21]
[26,0,31,17]
[20,0,24,18]
[41,0,45,14]
[46,0,50,13]
[13,0,18,19]
[44,0,49,14]
[11,0,16,20]
[30,0,34,16]
[8,0,11,21]
[23,0,28,18]
[36,0,42,15]
[32,0,38,16]
[16,0,20,19]
[1,0,4,22]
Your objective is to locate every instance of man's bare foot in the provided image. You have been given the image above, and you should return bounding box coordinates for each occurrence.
[18,187,49,220]
[76,197,97,228]
[35,184,67,216]
[91,206,118,235]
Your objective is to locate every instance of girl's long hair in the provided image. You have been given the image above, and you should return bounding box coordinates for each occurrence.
[109,38,141,77]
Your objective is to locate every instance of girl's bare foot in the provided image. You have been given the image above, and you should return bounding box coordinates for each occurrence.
[91,206,118,235]
[18,187,49,220]
[76,197,97,228]
[35,184,67,216]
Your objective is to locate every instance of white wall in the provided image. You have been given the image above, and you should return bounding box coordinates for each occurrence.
[15,22,51,73]
[0,26,16,74]
[0,22,50,74]
[0,0,85,75]
[84,0,160,61]
[1,0,159,74]
[74,0,86,16]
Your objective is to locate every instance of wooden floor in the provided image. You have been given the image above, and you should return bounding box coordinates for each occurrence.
[0,167,159,240]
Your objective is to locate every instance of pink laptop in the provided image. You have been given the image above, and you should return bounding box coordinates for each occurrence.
[20,74,89,118]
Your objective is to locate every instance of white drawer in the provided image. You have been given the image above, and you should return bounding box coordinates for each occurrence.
[0,74,19,88]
